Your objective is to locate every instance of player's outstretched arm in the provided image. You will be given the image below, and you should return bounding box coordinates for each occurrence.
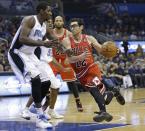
[88,35,118,58]
[87,35,102,53]
[61,37,89,63]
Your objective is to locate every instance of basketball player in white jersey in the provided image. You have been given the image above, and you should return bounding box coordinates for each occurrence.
[20,17,68,120]
[23,46,71,119]
[8,2,58,129]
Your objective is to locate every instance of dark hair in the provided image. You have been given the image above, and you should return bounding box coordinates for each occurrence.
[69,18,84,26]
[36,2,50,13]
[55,15,66,23]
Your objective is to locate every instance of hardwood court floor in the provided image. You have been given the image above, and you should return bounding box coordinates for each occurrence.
[0,88,145,131]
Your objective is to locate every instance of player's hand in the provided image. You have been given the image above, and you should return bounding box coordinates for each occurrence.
[79,52,87,61]
[81,49,91,60]
[43,39,54,47]
[43,39,60,48]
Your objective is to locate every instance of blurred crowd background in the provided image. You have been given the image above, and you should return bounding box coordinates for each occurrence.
[0,0,145,89]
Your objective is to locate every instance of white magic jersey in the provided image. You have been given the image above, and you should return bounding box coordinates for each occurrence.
[39,46,53,63]
[10,15,46,55]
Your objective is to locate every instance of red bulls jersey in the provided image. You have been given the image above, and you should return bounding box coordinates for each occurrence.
[69,34,95,79]
[52,29,67,60]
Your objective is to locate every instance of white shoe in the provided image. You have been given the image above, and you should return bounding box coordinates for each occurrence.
[49,119,64,126]
[21,108,31,120]
[36,115,52,129]
[48,109,64,119]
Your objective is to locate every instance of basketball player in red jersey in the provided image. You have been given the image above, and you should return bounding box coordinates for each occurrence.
[61,18,114,122]
[49,16,83,112]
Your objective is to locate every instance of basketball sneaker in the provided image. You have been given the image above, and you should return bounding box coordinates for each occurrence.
[93,111,113,122]
[21,108,31,120]
[29,104,37,114]
[48,109,64,119]
[113,88,125,105]
[36,114,52,129]
[29,104,50,120]
[76,99,83,112]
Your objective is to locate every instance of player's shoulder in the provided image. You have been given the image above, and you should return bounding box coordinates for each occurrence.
[22,15,35,22]
[85,35,99,46]
[65,29,72,36]
[22,15,35,26]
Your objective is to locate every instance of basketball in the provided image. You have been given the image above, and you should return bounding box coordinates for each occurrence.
[101,41,118,58]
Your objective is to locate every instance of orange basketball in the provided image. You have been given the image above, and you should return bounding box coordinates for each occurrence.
[101,41,118,58]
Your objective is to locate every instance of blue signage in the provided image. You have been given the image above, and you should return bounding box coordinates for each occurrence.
[0,74,69,96]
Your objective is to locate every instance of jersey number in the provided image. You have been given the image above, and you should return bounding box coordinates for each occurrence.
[76,60,87,68]
[47,48,52,56]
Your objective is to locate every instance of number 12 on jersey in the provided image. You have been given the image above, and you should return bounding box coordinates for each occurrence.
[76,60,87,68]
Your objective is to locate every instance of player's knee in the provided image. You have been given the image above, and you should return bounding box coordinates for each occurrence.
[92,76,105,94]
[31,75,42,103]
[92,76,101,86]
[41,80,51,100]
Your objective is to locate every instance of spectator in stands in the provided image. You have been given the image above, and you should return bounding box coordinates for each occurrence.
[142,64,145,87]
[107,63,122,87]
[127,62,137,88]
[134,63,144,87]
[122,37,129,57]
[136,44,144,58]
[0,63,3,72]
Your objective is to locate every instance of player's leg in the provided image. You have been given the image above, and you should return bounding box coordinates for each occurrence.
[47,83,64,119]
[102,77,125,105]
[24,81,51,117]
[40,63,64,119]
[8,50,52,129]
[60,65,83,112]
[89,77,113,122]
[82,64,113,122]
[42,92,50,111]
[8,52,32,120]
[25,55,52,128]
[42,87,63,119]
[67,81,83,112]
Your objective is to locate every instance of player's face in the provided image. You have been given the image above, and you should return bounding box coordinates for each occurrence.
[70,21,82,35]
[47,19,53,28]
[42,6,52,21]
[54,16,64,29]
